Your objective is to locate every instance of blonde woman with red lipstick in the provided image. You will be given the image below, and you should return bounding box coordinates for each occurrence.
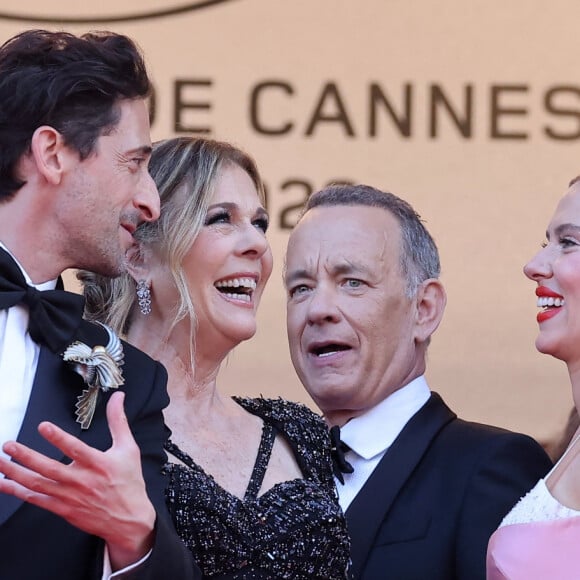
[487,177,580,579]
[79,136,350,580]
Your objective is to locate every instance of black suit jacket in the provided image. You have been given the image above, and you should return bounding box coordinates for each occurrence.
[346,392,552,580]
[0,320,200,579]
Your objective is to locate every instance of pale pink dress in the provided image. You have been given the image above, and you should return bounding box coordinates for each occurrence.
[487,441,580,580]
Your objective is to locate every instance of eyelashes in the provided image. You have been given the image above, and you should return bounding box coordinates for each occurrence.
[205,211,229,226]
[205,210,269,232]
[253,217,269,233]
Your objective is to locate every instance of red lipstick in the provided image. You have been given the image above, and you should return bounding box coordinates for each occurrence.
[537,309,561,323]
[535,286,563,299]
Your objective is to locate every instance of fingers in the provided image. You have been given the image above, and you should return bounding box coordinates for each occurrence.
[106,390,126,437]
[0,417,106,488]
[1,438,82,489]
[106,391,137,451]
[37,421,100,467]
[0,454,98,525]
[0,452,64,504]
[0,465,52,507]
[36,391,131,462]
[0,391,133,489]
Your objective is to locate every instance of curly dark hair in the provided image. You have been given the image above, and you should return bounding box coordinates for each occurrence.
[0,29,151,200]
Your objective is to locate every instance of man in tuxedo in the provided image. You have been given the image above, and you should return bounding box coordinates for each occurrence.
[285,183,552,580]
[0,30,200,578]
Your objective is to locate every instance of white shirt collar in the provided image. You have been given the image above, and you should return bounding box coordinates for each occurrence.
[0,241,57,291]
[339,375,431,460]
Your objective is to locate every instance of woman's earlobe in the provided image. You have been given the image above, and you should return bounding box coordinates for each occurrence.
[125,243,149,283]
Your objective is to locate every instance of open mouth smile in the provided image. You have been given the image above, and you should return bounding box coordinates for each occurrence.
[536,296,565,308]
[536,287,565,323]
[214,277,257,304]
[309,342,351,358]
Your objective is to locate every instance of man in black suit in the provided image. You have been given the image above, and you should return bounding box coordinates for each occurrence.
[0,30,200,579]
[285,183,552,579]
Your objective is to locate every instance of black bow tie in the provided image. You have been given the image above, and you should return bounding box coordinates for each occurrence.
[0,247,85,354]
[330,425,354,485]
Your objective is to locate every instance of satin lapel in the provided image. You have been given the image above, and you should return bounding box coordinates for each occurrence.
[346,393,456,579]
[0,322,102,526]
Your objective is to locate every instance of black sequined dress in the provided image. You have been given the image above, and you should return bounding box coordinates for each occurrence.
[164,397,350,579]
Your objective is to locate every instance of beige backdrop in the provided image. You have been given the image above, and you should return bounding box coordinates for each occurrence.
[3,0,578,443]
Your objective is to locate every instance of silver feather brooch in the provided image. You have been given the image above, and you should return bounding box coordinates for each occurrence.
[63,322,125,430]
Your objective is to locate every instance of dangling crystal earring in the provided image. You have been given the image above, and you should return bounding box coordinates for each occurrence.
[136,279,151,315]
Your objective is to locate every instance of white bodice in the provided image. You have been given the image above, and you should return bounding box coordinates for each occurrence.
[500,432,580,527]
[499,478,580,527]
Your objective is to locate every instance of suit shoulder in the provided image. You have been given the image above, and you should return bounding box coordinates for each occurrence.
[437,415,551,469]
[421,393,542,452]
[449,416,540,446]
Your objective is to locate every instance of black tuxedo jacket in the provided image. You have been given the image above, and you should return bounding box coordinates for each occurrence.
[345,392,552,580]
[0,319,200,579]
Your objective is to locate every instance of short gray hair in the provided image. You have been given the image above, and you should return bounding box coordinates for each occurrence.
[302,184,440,297]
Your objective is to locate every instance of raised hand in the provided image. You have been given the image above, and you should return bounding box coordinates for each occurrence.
[0,391,156,571]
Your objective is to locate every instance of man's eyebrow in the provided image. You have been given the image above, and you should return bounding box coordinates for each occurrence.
[285,261,370,286]
[333,262,367,275]
[127,145,152,156]
[285,268,311,286]
[553,223,580,237]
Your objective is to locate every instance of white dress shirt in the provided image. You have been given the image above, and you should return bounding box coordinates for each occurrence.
[0,243,55,469]
[336,375,431,511]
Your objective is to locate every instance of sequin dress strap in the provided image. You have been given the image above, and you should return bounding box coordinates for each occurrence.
[165,424,278,502]
[165,439,196,468]
[244,422,277,501]
[232,396,336,492]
